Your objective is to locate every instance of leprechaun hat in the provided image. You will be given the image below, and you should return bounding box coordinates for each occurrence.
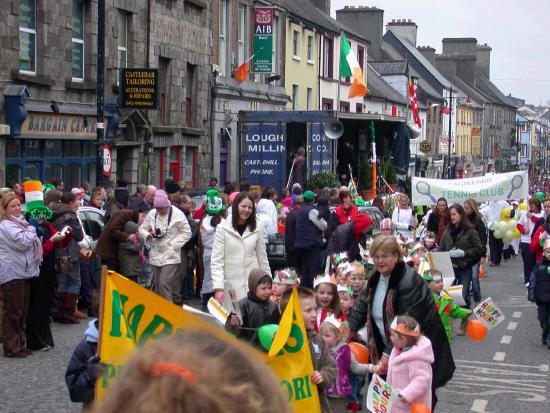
[24,180,53,220]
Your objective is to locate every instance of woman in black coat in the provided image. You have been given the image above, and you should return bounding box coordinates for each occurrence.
[348,235,454,409]
[326,213,373,261]
[464,199,488,307]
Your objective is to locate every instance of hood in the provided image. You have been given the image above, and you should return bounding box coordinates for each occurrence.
[247,268,272,293]
[50,202,77,220]
[85,319,99,343]
[124,220,139,234]
[256,199,272,216]
[392,335,434,365]
[352,213,373,240]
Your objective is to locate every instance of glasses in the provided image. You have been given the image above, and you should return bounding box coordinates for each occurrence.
[372,253,395,262]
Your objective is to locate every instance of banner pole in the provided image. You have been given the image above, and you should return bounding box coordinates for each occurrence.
[96,265,108,357]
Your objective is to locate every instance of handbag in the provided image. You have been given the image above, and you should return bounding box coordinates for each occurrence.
[55,246,74,274]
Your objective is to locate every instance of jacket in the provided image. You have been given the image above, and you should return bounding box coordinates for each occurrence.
[529,258,550,304]
[331,204,359,229]
[0,217,41,284]
[210,218,271,301]
[439,226,483,270]
[325,341,352,398]
[51,203,84,262]
[118,221,144,278]
[308,330,337,413]
[294,203,324,249]
[284,208,300,253]
[181,210,199,251]
[468,214,488,258]
[433,293,470,342]
[529,224,546,263]
[386,335,434,413]
[257,199,278,238]
[96,209,137,268]
[139,206,192,267]
[326,214,372,261]
[347,262,454,389]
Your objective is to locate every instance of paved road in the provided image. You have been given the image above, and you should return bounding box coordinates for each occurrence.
[1,258,548,412]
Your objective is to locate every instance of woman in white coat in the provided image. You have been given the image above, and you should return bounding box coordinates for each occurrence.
[212,192,271,303]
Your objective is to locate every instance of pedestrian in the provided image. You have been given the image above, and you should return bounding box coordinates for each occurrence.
[327,213,373,262]
[347,235,454,409]
[517,197,544,286]
[439,204,483,334]
[391,194,417,241]
[128,184,146,209]
[271,268,299,307]
[379,217,395,236]
[314,275,341,332]
[530,214,550,264]
[384,315,434,413]
[0,193,43,358]
[88,188,105,210]
[484,199,512,266]
[139,190,192,303]
[211,192,271,303]
[528,239,550,349]
[118,220,146,282]
[294,191,327,288]
[426,198,450,245]
[225,268,280,349]
[257,187,278,239]
[174,194,199,301]
[129,185,156,212]
[372,196,389,218]
[464,198,488,306]
[104,185,129,223]
[330,189,359,230]
[284,195,303,270]
[292,147,307,189]
[93,331,291,413]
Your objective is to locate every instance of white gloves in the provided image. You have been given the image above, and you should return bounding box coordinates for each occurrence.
[449,248,465,258]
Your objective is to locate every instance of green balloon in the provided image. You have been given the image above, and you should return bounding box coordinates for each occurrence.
[535,191,545,201]
[257,324,279,352]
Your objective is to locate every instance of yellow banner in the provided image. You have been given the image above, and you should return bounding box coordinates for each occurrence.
[267,289,321,412]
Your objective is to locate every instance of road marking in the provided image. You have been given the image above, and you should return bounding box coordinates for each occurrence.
[512,311,522,318]
[471,399,489,412]
[500,335,512,344]
[493,352,506,361]
[507,321,518,330]
[455,359,549,372]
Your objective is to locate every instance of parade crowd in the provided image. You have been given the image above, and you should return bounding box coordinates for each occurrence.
[1,176,549,413]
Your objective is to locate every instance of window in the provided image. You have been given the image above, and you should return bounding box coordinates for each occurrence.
[340,101,350,112]
[322,37,333,78]
[83,163,96,187]
[218,0,228,76]
[160,57,170,125]
[292,30,300,58]
[117,10,128,72]
[72,0,85,80]
[306,88,312,110]
[292,85,298,110]
[183,147,196,187]
[65,141,82,157]
[66,163,82,189]
[237,4,248,66]
[271,15,279,74]
[356,103,363,113]
[45,163,63,182]
[44,141,62,157]
[322,98,333,110]
[520,144,527,158]
[6,165,22,185]
[357,45,365,73]
[19,0,36,74]
[23,139,41,157]
[186,63,195,127]
[307,35,313,61]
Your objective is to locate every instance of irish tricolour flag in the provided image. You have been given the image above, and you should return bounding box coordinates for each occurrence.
[340,33,367,98]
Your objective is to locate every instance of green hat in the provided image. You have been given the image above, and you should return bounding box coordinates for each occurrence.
[535,191,545,201]
[205,189,225,215]
[303,190,315,202]
[354,197,366,206]
[24,180,53,220]
[42,183,55,194]
[423,270,443,282]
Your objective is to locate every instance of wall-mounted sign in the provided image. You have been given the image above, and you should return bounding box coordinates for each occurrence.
[120,69,159,109]
[253,8,273,73]
[20,113,101,140]
[471,125,481,156]
[419,140,431,154]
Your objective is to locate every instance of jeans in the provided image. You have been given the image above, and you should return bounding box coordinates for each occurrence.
[470,261,482,304]
[57,260,81,294]
[538,303,550,345]
[180,250,195,300]
[489,230,503,265]
[520,242,536,284]
[457,267,474,308]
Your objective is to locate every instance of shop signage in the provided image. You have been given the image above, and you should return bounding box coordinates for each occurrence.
[253,8,273,73]
[472,125,481,156]
[419,140,431,153]
[309,123,333,175]
[102,144,112,176]
[120,69,159,109]
[20,113,99,140]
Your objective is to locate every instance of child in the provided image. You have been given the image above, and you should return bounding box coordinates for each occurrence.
[118,221,145,282]
[348,261,366,299]
[271,267,298,306]
[336,262,354,286]
[528,239,550,348]
[337,285,354,323]
[314,274,341,332]
[421,231,439,253]
[320,316,352,413]
[226,269,280,349]
[424,271,471,342]
[386,315,434,413]
[280,287,336,413]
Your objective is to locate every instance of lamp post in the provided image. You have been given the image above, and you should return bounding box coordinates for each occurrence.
[96,0,106,187]
[446,86,453,179]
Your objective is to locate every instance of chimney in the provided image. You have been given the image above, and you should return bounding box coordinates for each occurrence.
[336,6,384,60]
[386,19,418,46]
[441,38,477,56]
[417,46,436,65]
[308,0,331,15]
[476,43,492,79]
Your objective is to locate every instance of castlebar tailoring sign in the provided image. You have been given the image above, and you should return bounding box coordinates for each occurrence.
[253,8,273,73]
[120,69,159,109]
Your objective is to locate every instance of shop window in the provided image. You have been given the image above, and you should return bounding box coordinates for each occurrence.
[5,140,21,158]
[23,139,41,157]
[45,163,63,183]
[6,165,22,185]
[19,0,36,74]
[83,163,97,187]
[72,0,85,81]
[44,141,62,157]
[83,141,96,157]
[25,162,40,179]
[64,141,82,157]
[183,147,196,188]
[65,163,82,188]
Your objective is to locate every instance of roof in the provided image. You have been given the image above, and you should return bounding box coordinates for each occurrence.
[474,69,517,108]
[370,61,408,75]
[366,64,407,105]
[283,0,339,34]
[442,74,488,109]
[333,18,370,45]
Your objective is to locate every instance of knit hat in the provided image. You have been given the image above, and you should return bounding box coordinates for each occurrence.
[205,189,225,215]
[303,190,315,202]
[153,190,171,208]
[24,180,53,220]
[352,213,373,240]
[71,187,83,195]
[380,218,395,231]
[164,178,181,195]
[273,268,298,285]
[229,191,240,206]
[535,191,545,202]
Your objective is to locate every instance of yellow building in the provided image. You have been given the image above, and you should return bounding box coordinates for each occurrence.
[456,104,474,156]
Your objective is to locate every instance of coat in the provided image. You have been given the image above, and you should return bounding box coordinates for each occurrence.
[0,217,41,284]
[308,330,337,413]
[326,214,372,261]
[210,219,271,301]
[118,221,144,278]
[139,206,192,267]
[439,225,483,271]
[433,293,470,342]
[386,335,434,413]
[96,209,137,268]
[51,203,84,262]
[347,262,454,389]
[325,341,352,398]
[468,214,488,259]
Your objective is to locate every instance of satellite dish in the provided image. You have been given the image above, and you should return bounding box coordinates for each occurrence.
[324,118,344,140]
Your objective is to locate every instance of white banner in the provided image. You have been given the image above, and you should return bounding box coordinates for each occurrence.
[412,171,528,205]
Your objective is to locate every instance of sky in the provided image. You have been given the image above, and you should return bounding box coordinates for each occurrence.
[331,0,550,106]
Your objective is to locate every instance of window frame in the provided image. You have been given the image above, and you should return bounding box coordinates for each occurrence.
[19,0,37,75]
[117,9,128,74]
[218,0,229,76]
[292,84,298,110]
[292,30,300,60]
[71,0,85,82]
[307,35,313,62]
[237,4,248,66]
[322,37,333,78]
[306,87,312,110]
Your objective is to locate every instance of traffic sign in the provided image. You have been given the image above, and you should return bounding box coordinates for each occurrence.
[102,144,112,176]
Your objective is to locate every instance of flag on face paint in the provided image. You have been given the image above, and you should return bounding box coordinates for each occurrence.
[340,33,367,98]
[409,78,422,128]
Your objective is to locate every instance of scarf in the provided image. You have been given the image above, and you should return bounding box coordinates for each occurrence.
[9,216,43,263]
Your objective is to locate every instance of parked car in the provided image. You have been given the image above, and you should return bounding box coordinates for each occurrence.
[77,206,105,250]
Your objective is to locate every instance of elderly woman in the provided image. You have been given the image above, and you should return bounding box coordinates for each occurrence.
[211,192,271,303]
[0,194,43,357]
[348,235,453,408]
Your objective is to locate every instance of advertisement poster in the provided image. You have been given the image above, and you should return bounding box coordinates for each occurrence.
[253,8,273,73]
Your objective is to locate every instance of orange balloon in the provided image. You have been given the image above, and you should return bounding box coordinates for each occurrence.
[467,319,488,341]
[349,342,369,363]
[479,267,485,279]
[411,402,431,413]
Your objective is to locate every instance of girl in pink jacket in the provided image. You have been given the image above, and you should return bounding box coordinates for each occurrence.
[386,315,434,413]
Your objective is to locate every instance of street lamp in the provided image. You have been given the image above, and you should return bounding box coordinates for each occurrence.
[444,87,472,179]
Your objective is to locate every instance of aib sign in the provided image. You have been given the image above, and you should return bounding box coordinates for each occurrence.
[102,144,112,176]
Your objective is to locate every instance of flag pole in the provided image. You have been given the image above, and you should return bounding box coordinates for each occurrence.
[94,265,108,400]
[336,34,341,118]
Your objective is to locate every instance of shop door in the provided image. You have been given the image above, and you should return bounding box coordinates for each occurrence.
[168,147,181,182]
[220,129,230,185]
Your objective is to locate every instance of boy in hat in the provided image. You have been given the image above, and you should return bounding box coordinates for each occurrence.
[528,239,550,348]
[424,270,471,343]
